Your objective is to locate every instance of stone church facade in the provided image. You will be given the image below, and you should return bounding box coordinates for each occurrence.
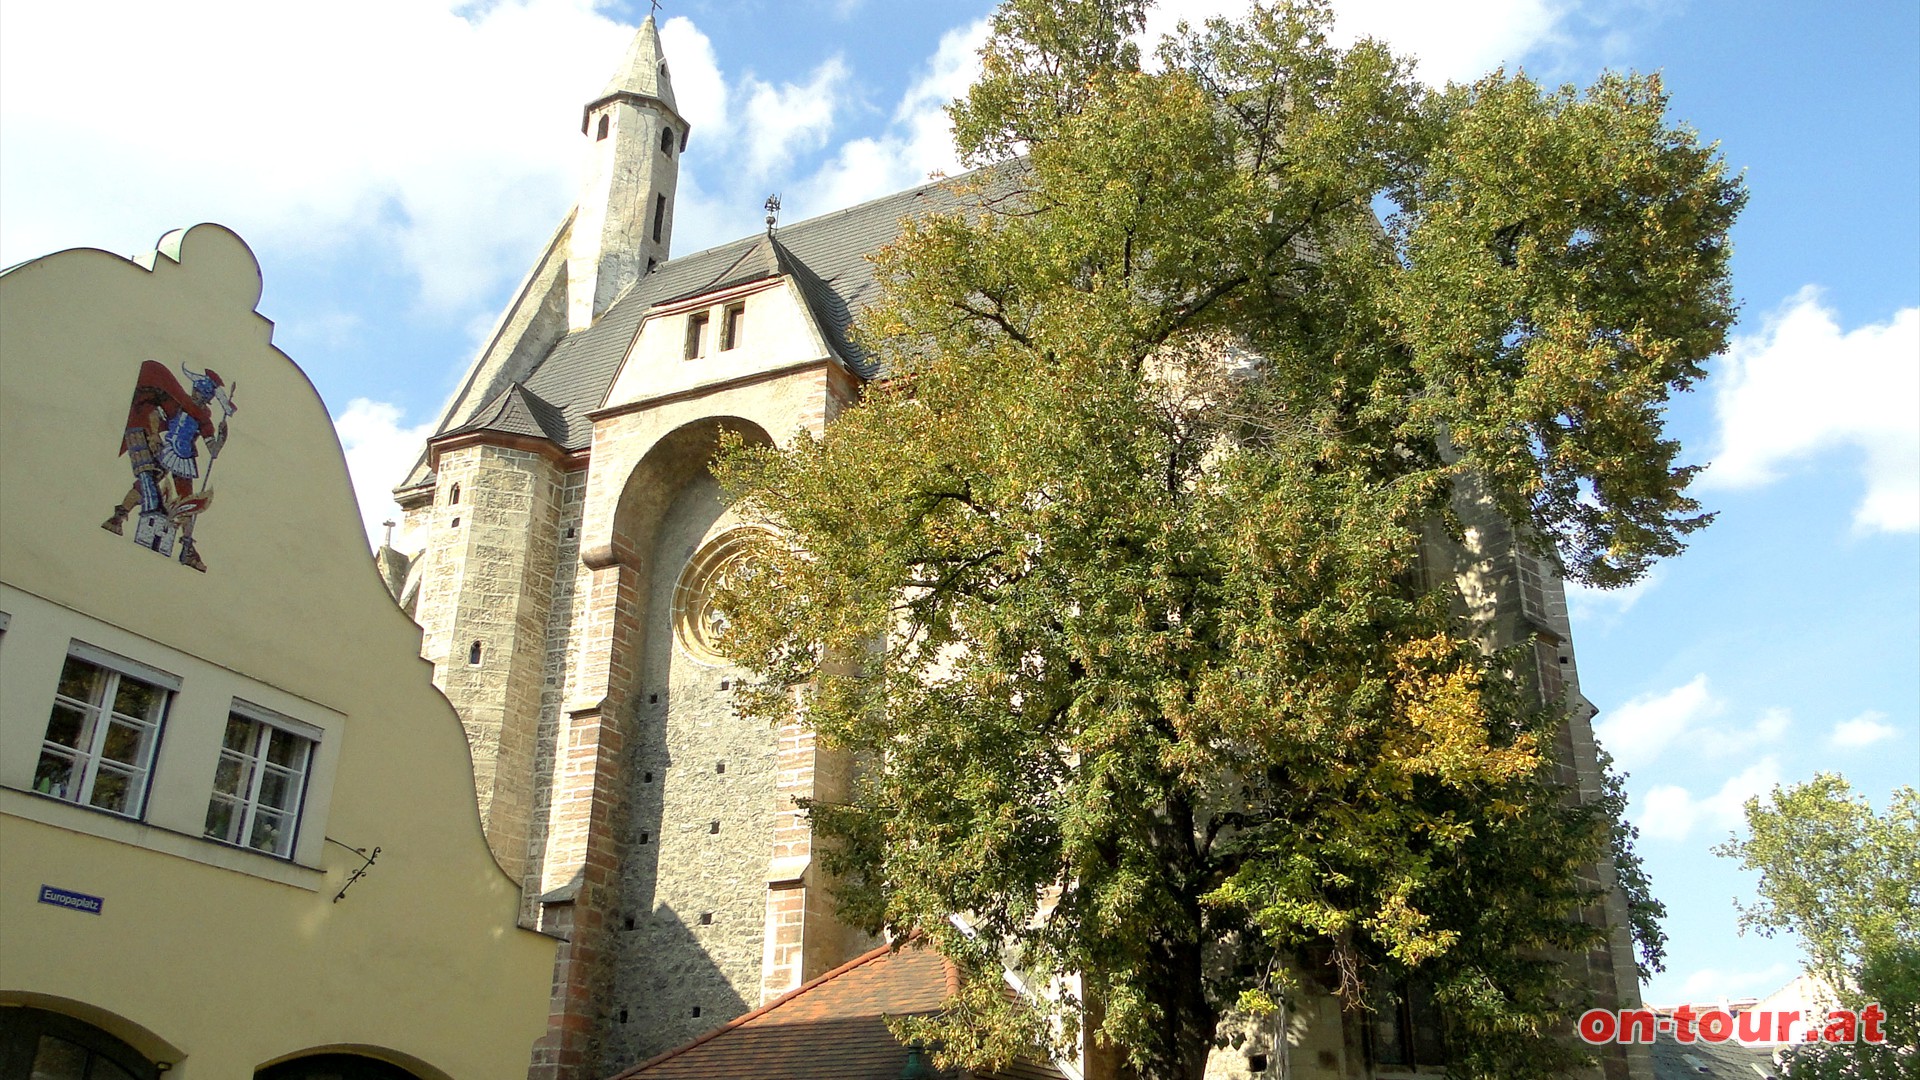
[385,18,1651,1080]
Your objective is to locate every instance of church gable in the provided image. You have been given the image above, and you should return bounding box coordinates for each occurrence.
[603,273,836,413]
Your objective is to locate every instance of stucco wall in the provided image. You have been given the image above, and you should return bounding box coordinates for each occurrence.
[0,225,554,1078]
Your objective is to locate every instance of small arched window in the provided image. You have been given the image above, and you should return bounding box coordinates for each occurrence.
[660,127,674,156]
[448,482,461,504]
[596,114,610,141]
[468,641,483,666]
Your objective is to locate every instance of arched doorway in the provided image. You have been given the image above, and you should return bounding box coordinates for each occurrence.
[0,1007,159,1080]
[255,1053,422,1080]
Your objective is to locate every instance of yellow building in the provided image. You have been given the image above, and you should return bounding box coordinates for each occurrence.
[0,224,556,1078]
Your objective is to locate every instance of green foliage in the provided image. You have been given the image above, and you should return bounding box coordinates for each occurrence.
[1717,776,1920,1075]
[716,2,1738,1077]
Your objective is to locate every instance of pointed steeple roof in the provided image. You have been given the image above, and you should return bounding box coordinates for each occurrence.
[583,16,681,131]
[442,382,570,444]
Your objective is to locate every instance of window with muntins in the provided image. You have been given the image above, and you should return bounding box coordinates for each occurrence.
[35,647,173,818]
[204,706,317,858]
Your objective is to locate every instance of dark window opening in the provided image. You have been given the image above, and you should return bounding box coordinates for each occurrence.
[652,193,666,242]
[720,302,745,351]
[0,1007,160,1080]
[691,1005,702,1018]
[699,911,713,925]
[638,831,650,844]
[1369,979,1447,1069]
[596,115,610,141]
[468,641,483,666]
[448,482,460,503]
[708,820,720,834]
[660,127,674,155]
[1248,1053,1269,1073]
[715,761,726,774]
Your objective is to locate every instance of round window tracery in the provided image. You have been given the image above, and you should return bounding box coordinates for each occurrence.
[672,528,770,664]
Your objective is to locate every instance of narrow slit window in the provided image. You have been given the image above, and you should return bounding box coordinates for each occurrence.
[468,640,484,666]
[685,312,709,360]
[652,193,666,242]
[720,302,744,351]
[596,115,610,141]
[448,482,460,504]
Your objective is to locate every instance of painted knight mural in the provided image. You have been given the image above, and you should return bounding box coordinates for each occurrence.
[102,360,238,572]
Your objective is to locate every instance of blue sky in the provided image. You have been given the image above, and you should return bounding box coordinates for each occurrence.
[2,0,1914,1010]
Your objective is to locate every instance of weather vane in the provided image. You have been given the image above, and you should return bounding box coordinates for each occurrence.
[764,194,781,234]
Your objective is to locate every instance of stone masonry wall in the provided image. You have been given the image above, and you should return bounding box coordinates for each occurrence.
[415,443,565,881]
[523,468,589,919]
[606,477,777,1066]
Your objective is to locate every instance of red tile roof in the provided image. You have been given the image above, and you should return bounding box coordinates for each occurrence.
[609,941,1066,1080]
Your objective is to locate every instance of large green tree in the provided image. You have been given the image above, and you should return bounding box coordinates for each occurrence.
[716,2,1740,1077]
[1718,776,1919,1078]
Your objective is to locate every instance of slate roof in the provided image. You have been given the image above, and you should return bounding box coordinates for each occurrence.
[449,163,1023,456]
[443,382,570,444]
[610,940,1066,1080]
[1648,1037,1783,1079]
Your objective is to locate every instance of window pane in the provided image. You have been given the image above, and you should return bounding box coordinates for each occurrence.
[88,767,132,814]
[111,675,163,721]
[57,657,104,704]
[213,754,248,796]
[205,797,237,842]
[249,810,290,854]
[223,715,254,750]
[265,729,309,769]
[102,719,149,765]
[29,1035,89,1080]
[34,752,75,799]
[44,704,87,748]
[258,768,292,811]
[92,1058,137,1080]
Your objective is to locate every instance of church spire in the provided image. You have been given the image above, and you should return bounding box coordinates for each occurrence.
[590,13,679,119]
[567,15,688,332]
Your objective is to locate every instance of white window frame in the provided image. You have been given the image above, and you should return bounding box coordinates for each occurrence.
[34,642,178,819]
[204,701,320,859]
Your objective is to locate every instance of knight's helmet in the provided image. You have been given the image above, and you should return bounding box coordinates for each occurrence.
[181,364,236,415]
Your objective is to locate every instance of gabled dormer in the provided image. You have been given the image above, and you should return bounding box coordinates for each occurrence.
[600,232,850,412]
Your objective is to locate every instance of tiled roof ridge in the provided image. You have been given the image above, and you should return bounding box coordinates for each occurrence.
[607,936,954,1080]
[648,158,1017,277]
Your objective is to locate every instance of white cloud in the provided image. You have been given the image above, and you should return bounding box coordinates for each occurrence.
[787,18,989,220]
[334,399,435,549]
[0,0,640,312]
[1831,710,1898,748]
[739,58,852,179]
[1594,674,1721,774]
[1665,962,1798,1008]
[1705,288,1920,534]
[1639,757,1781,842]
[1140,0,1572,85]
[1566,566,1662,622]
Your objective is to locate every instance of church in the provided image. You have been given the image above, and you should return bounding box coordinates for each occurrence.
[385,17,1651,1080]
